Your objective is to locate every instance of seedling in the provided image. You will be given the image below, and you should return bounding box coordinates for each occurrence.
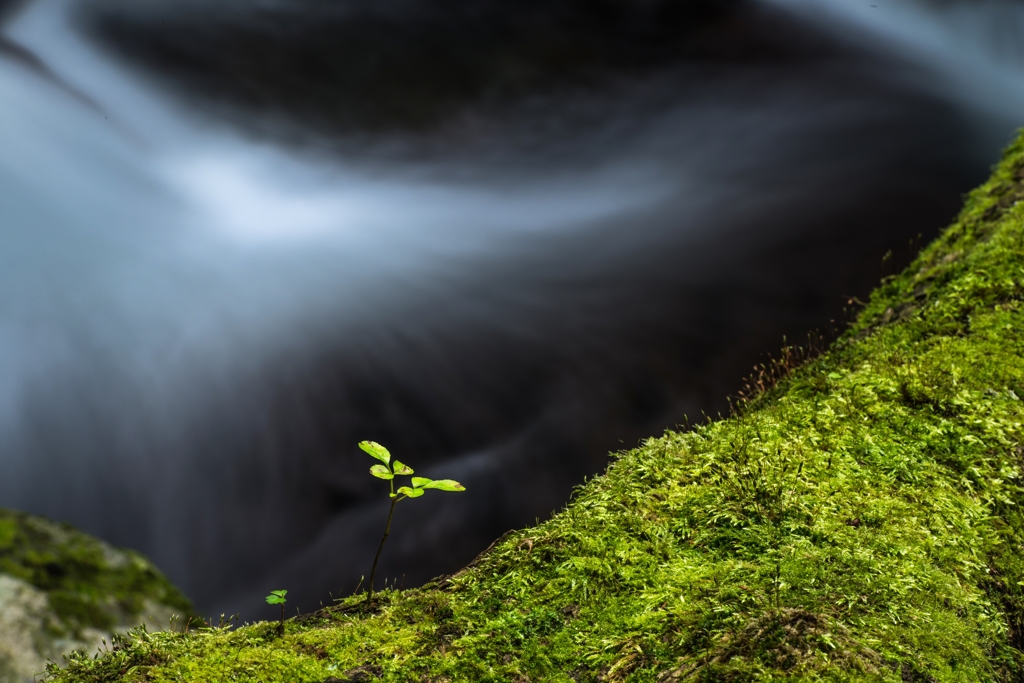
[265,589,287,636]
[360,440,465,603]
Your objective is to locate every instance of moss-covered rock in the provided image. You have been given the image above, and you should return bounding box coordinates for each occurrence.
[45,132,1024,681]
[0,509,191,683]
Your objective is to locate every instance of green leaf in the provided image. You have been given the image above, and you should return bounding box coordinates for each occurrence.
[420,479,465,492]
[411,477,432,488]
[370,464,394,480]
[398,486,424,498]
[828,372,842,380]
[265,590,287,605]
[359,440,391,464]
[392,460,414,475]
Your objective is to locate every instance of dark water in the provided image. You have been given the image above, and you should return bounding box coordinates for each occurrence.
[0,0,1018,620]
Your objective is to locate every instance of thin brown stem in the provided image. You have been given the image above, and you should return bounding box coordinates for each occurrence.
[278,603,284,637]
[368,497,399,604]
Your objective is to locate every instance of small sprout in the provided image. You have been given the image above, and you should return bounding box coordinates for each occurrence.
[265,590,287,636]
[359,440,465,603]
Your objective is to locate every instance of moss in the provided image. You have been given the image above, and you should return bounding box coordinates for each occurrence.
[47,131,1024,682]
[0,509,193,636]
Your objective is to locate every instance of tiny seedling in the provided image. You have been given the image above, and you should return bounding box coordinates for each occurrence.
[265,589,287,636]
[360,440,465,603]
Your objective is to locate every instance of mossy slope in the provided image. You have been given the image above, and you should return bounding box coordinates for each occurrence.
[0,508,192,682]
[0,509,192,634]
[49,133,1024,682]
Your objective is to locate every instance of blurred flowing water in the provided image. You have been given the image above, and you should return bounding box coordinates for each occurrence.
[0,0,1019,618]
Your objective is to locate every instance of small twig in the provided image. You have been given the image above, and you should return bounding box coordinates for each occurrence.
[368,497,398,603]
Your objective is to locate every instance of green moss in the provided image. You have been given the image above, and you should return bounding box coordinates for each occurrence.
[0,509,193,636]
[47,131,1024,682]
